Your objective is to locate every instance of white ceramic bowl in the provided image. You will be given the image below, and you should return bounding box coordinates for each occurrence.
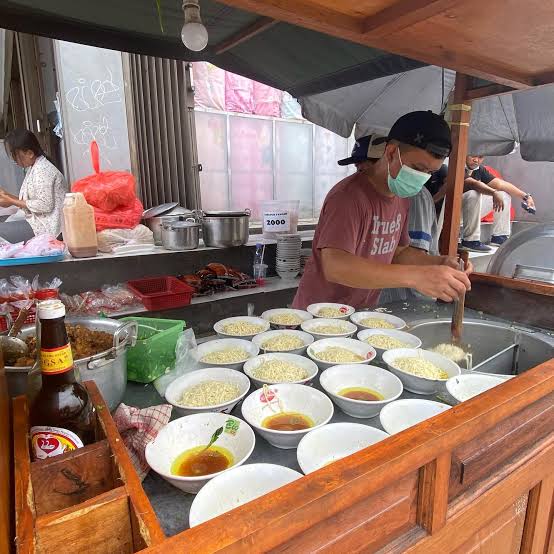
[165,367,251,417]
[189,463,302,527]
[307,302,355,320]
[241,383,334,449]
[319,364,403,418]
[350,311,407,330]
[300,318,358,340]
[194,338,259,371]
[261,308,313,330]
[214,316,270,339]
[252,329,314,355]
[145,413,256,494]
[307,337,376,370]
[446,373,512,403]
[357,328,422,358]
[379,399,451,434]
[297,423,390,474]
[243,353,318,388]
[382,348,461,395]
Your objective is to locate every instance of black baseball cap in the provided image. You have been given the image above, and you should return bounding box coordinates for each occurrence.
[387,111,452,157]
[337,134,387,166]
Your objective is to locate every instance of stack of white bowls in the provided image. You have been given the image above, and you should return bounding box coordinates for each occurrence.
[276,234,302,280]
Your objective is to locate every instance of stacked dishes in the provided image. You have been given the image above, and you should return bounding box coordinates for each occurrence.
[276,234,302,280]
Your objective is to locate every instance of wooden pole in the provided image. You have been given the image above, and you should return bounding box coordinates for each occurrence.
[440,73,471,256]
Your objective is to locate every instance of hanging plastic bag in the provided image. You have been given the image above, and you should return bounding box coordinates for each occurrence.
[72,142,137,211]
[71,142,143,231]
[153,329,199,397]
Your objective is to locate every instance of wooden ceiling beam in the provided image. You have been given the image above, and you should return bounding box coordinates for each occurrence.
[362,0,461,37]
[464,84,517,101]
[214,17,278,55]
[217,0,535,90]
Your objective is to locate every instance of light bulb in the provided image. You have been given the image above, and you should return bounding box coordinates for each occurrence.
[181,21,209,51]
[181,1,209,51]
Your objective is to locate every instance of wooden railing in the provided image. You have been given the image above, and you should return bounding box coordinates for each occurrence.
[143,360,554,553]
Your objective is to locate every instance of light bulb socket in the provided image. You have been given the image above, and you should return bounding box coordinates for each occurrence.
[183,1,202,24]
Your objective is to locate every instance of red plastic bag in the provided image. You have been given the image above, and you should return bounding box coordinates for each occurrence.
[72,142,137,211]
[72,142,143,231]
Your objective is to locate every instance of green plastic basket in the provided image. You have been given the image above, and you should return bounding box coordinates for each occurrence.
[121,317,185,383]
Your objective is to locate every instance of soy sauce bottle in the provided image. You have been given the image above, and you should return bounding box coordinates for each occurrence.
[29,300,95,460]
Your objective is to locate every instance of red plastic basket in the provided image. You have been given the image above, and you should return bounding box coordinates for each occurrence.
[127,277,194,311]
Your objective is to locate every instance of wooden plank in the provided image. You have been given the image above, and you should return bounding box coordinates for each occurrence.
[144,362,554,553]
[440,73,470,256]
[13,395,35,554]
[520,475,554,554]
[362,0,460,37]
[85,382,165,548]
[417,452,451,533]
[466,275,554,330]
[30,439,115,516]
[271,473,418,553]
[470,273,554,297]
[0,357,12,554]
[449,393,554,500]
[465,83,516,101]
[451,495,528,554]
[214,17,279,55]
[35,486,133,553]
[404,438,554,553]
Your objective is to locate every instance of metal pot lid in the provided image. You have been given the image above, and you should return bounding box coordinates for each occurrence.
[203,209,251,217]
[487,223,554,277]
[143,202,179,219]
[164,220,200,229]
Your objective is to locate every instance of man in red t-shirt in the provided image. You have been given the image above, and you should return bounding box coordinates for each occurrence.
[293,111,473,310]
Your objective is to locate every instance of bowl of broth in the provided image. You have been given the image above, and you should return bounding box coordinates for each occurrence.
[241,383,334,449]
[319,364,403,418]
[145,412,256,493]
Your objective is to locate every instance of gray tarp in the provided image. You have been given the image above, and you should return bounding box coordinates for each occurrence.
[299,65,554,162]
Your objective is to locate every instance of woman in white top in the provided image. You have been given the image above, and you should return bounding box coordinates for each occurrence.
[0,129,67,238]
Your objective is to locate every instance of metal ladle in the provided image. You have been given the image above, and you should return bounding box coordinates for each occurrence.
[1,306,31,364]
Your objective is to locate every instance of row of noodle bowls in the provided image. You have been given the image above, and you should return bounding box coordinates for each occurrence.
[146,302,511,528]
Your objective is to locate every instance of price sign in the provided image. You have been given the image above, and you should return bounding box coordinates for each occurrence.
[263,211,290,232]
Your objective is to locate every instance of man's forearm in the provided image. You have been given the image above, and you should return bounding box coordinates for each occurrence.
[489,178,526,199]
[321,248,419,290]
[392,245,444,266]
[464,177,495,195]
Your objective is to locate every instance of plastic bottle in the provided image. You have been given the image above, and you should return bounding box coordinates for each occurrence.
[62,193,98,258]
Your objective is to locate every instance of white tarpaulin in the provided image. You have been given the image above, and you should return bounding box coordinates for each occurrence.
[299,65,554,162]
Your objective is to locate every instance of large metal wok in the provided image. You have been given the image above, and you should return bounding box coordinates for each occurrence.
[4,316,137,411]
[408,318,554,375]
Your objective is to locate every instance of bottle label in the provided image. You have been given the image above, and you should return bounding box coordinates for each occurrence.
[30,426,84,459]
[40,344,74,374]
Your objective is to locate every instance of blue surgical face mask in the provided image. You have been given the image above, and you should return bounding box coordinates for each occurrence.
[387,149,430,198]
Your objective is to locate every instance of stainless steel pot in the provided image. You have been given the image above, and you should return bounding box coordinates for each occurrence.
[5,317,137,411]
[161,218,200,250]
[144,206,197,245]
[200,209,251,248]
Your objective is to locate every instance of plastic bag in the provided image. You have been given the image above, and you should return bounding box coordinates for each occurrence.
[19,235,66,257]
[0,241,25,259]
[97,225,154,253]
[72,142,137,211]
[93,198,144,232]
[154,329,198,397]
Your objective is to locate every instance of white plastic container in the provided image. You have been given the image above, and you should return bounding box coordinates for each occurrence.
[261,200,299,239]
[63,192,98,257]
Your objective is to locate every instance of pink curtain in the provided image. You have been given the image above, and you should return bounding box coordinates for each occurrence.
[225,72,255,113]
[253,82,282,117]
[192,62,225,110]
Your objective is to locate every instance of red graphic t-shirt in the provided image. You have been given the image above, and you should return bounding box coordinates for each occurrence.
[293,172,410,309]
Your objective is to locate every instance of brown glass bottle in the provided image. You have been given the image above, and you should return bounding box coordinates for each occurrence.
[29,300,96,460]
